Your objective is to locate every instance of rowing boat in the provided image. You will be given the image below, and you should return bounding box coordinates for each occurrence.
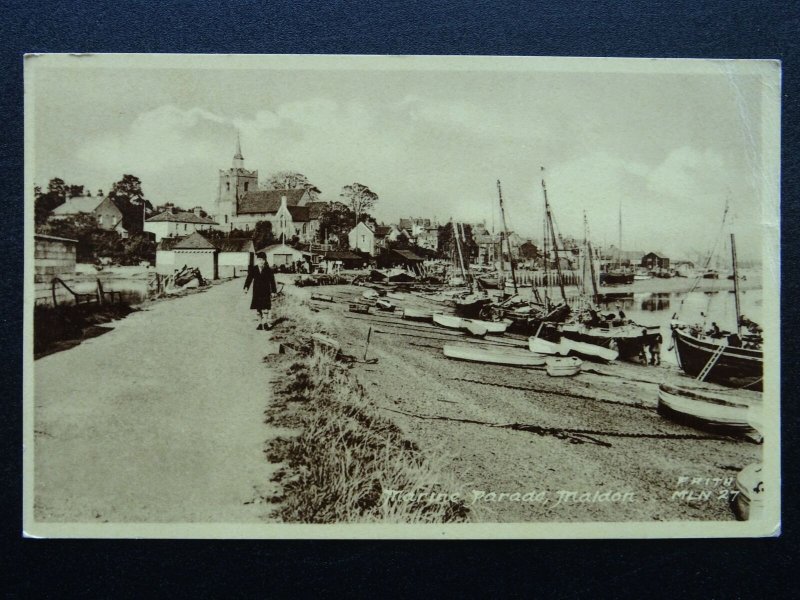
[545,356,582,377]
[375,298,396,312]
[434,313,510,334]
[464,318,511,334]
[657,383,762,436]
[733,463,765,521]
[433,313,465,329]
[362,289,380,300]
[402,308,433,322]
[560,337,618,362]
[528,336,564,355]
[465,322,488,337]
[442,344,546,367]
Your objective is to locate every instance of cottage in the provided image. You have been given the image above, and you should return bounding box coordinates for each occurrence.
[348,221,376,255]
[145,208,218,242]
[49,195,103,220]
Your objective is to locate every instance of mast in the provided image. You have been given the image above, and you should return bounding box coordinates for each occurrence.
[452,220,468,288]
[497,180,518,295]
[730,233,742,336]
[617,199,622,270]
[541,168,567,303]
[584,211,600,300]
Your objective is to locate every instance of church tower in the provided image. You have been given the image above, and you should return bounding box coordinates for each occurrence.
[215,132,259,229]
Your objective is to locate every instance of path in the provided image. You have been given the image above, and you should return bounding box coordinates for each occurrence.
[33,279,283,523]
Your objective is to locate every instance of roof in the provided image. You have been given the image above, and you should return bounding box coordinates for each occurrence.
[390,249,424,261]
[172,231,217,250]
[642,251,668,258]
[323,250,363,261]
[214,238,254,253]
[50,196,103,215]
[34,233,78,244]
[237,189,307,214]
[373,225,392,237]
[147,211,218,224]
[156,236,186,251]
[259,243,303,254]
[287,205,309,222]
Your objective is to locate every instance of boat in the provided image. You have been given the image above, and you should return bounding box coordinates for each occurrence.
[671,327,762,390]
[433,313,466,330]
[600,271,634,285]
[402,308,433,322]
[375,298,396,312]
[362,289,379,300]
[464,318,511,334]
[442,344,546,367]
[657,383,762,436]
[453,293,493,318]
[732,463,765,521]
[465,322,488,337]
[633,274,652,281]
[702,270,720,279]
[310,292,333,302]
[545,356,582,377]
[560,337,618,362]
[528,336,564,355]
[560,320,660,362]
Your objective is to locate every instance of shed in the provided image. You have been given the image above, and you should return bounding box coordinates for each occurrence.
[172,231,218,280]
[34,234,78,306]
[377,248,425,273]
[260,243,305,268]
[322,250,366,270]
[215,238,255,278]
[641,252,670,270]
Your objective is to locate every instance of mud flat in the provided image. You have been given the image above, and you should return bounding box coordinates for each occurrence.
[275,278,761,523]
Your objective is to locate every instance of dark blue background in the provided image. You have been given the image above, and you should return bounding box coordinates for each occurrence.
[2,1,797,597]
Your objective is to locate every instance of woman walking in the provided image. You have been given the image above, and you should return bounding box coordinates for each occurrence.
[244,252,277,330]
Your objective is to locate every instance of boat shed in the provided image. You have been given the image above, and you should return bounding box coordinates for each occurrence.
[377,248,425,274]
[259,243,305,269]
[641,252,670,270]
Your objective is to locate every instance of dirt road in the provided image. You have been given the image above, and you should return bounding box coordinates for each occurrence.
[297,284,761,523]
[33,279,282,523]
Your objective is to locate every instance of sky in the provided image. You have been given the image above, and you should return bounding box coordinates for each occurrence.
[28,56,777,261]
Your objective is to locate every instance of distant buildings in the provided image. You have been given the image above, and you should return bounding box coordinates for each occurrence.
[641,252,670,270]
[145,207,218,242]
[49,193,129,236]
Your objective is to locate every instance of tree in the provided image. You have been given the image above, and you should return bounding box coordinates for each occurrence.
[107,174,153,234]
[34,177,70,227]
[252,221,275,251]
[340,183,378,221]
[263,171,321,200]
[319,202,356,249]
[437,222,478,261]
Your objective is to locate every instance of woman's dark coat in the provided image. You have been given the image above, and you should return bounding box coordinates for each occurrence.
[244,264,277,310]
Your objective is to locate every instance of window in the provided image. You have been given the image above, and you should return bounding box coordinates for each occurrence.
[226,182,230,192]
[245,223,249,232]
[184,224,187,231]
[244,182,249,191]
[224,214,228,223]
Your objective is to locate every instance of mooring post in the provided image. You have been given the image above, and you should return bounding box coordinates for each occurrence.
[364,326,372,362]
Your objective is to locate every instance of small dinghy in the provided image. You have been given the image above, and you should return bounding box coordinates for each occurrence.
[463,318,511,335]
[402,308,433,322]
[362,289,380,300]
[310,293,334,302]
[433,313,466,330]
[560,337,618,362]
[442,344,546,368]
[546,356,582,377]
[375,298,396,312]
[733,463,765,521]
[657,383,762,437]
[465,321,488,337]
[529,336,565,355]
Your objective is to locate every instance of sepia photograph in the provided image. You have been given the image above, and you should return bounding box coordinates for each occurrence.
[23,54,780,538]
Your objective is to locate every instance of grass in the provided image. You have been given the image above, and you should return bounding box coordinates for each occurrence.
[264,298,471,523]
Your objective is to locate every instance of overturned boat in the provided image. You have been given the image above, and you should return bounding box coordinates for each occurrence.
[657,383,762,437]
[545,356,582,377]
[442,344,546,367]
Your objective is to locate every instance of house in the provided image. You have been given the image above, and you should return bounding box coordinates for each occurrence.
[519,240,539,261]
[215,238,255,278]
[93,197,126,232]
[145,208,219,242]
[399,217,433,237]
[259,242,305,269]
[49,195,103,220]
[641,252,670,270]
[415,227,439,251]
[348,221,376,255]
[34,234,77,306]
[603,246,646,267]
[161,231,219,281]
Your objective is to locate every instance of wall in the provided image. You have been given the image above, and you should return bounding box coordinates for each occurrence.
[155,250,176,274]
[218,251,252,278]
[173,249,218,280]
[34,235,77,306]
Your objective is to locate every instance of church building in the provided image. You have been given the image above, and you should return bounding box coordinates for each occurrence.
[213,136,325,243]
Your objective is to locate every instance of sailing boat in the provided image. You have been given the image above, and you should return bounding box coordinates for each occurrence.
[600,200,635,285]
[451,220,493,318]
[671,233,763,390]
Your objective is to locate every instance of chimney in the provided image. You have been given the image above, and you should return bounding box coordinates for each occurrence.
[193,206,203,216]
[280,195,287,208]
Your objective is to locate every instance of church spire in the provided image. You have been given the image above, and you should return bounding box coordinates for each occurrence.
[233,130,244,168]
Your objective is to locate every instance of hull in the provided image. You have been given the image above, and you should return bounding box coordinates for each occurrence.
[465,322,488,337]
[464,318,510,334]
[442,344,546,367]
[546,356,582,377]
[657,383,761,436]
[600,271,634,285]
[529,336,564,355]
[672,328,762,390]
[560,323,660,361]
[402,308,433,322]
[375,299,396,311]
[433,313,466,329]
[560,337,618,362]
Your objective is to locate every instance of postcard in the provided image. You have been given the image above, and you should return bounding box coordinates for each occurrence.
[23,54,780,538]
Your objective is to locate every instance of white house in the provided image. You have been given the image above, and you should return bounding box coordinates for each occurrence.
[145,209,218,242]
[348,221,376,255]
